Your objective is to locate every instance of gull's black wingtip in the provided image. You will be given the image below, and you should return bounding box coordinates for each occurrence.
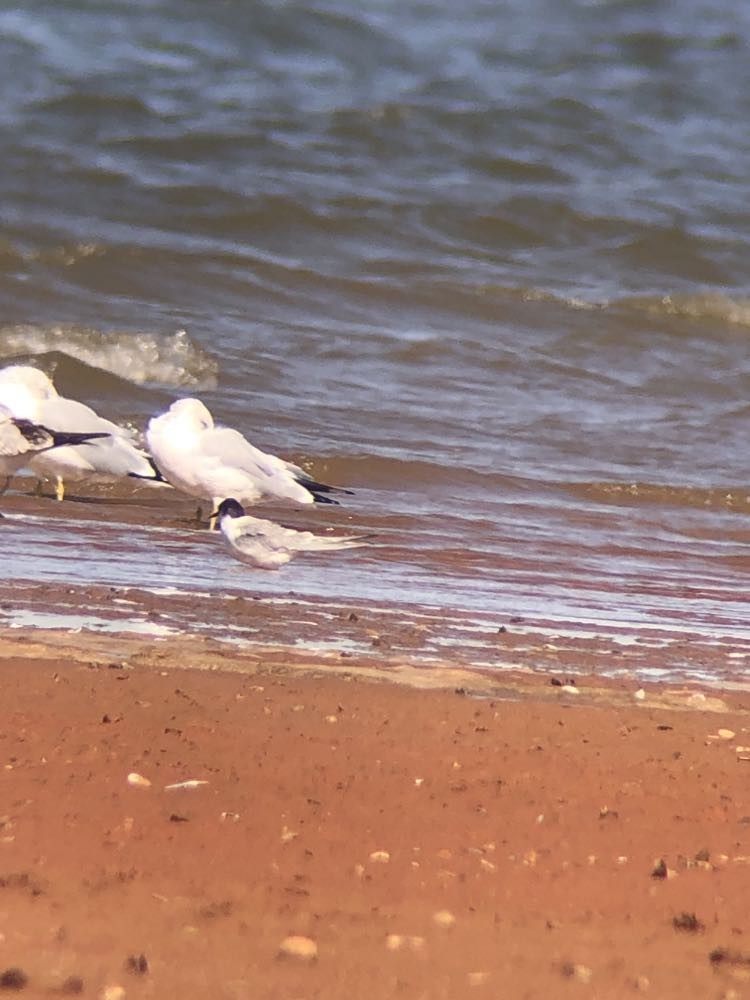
[127,455,168,483]
[311,492,339,505]
[297,475,354,504]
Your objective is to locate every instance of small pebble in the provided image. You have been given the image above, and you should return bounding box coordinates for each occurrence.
[60,976,84,995]
[634,689,646,701]
[369,850,390,863]
[0,968,28,990]
[432,909,456,929]
[672,911,704,933]
[164,780,208,791]
[277,936,318,963]
[126,772,151,789]
[124,954,148,976]
[651,858,667,879]
[718,729,736,740]
[385,934,404,951]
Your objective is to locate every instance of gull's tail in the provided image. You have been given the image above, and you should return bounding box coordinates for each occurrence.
[13,419,110,452]
[127,454,168,483]
[293,473,355,506]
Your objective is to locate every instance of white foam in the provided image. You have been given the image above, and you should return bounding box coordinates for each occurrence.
[0,324,218,388]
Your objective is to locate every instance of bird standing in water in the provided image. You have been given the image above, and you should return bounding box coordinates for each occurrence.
[211,497,371,570]
[147,397,350,526]
[0,403,110,495]
[0,365,162,500]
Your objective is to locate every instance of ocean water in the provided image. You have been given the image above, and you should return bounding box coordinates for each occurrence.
[0,0,747,657]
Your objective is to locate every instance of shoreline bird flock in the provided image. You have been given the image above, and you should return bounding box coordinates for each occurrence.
[0,364,369,571]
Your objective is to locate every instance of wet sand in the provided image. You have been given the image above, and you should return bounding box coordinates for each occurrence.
[1,481,747,689]
[2,625,750,1000]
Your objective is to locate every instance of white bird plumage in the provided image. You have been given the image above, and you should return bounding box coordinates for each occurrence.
[212,498,372,570]
[146,397,348,512]
[0,403,110,486]
[0,365,160,500]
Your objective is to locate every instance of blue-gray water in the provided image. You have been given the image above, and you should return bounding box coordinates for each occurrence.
[0,0,747,662]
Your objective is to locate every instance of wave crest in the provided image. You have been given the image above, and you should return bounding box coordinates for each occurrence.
[0,324,218,389]
[620,292,750,328]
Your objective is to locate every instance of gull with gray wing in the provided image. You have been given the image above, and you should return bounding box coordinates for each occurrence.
[146,398,351,518]
[0,403,110,494]
[0,365,164,500]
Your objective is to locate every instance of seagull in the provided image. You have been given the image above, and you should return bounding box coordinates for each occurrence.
[0,404,110,493]
[0,365,164,500]
[211,498,372,570]
[146,398,351,520]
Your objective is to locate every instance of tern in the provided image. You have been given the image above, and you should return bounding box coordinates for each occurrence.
[211,498,372,570]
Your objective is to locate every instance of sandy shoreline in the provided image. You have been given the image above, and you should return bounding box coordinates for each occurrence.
[2,485,749,997]
[1,624,750,999]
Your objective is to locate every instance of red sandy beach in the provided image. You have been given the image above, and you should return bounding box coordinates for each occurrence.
[1,624,750,999]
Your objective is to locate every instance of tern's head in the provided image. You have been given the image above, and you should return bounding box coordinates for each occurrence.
[0,365,58,400]
[168,397,214,430]
[211,498,246,521]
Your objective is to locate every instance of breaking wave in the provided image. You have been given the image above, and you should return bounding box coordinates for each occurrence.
[0,324,218,389]
[618,292,750,329]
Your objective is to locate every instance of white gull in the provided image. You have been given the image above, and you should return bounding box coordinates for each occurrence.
[0,365,162,500]
[146,398,350,517]
[0,403,110,493]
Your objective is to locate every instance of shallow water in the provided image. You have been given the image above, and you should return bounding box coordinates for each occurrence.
[0,1,747,669]
[0,504,746,686]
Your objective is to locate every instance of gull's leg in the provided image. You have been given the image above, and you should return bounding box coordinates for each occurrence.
[34,478,44,497]
[55,476,65,502]
[0,475,11,496]
[208,496,221,531]
[195,504,203,526]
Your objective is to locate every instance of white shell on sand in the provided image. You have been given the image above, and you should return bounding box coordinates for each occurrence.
[126,772,151,789]
[101,986,127,1000]
[277,936,318,962]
